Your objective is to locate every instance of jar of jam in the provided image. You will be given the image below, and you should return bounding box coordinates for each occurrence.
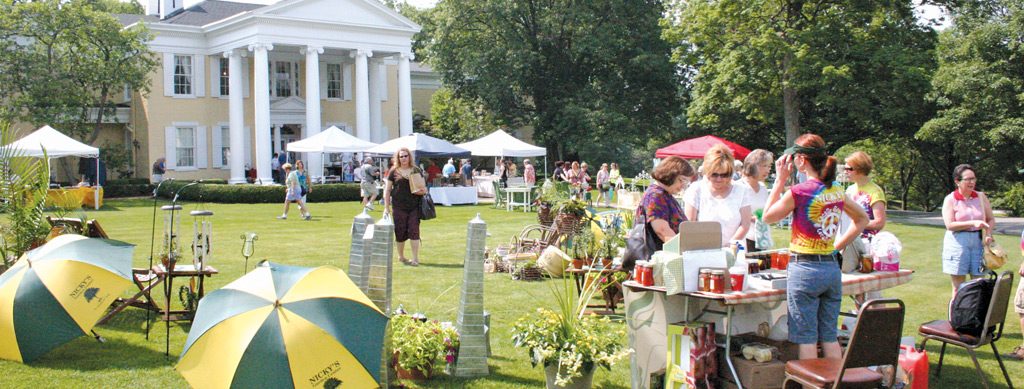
[747,260,760,274]
[699,269,712,292]
[637,262,654,286]
[710,270,726,294]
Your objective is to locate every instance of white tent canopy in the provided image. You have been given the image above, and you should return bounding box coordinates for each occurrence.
[286,126,379,153]
[3,125,98,158]
[366,133,471,158]
[456,129,546,157]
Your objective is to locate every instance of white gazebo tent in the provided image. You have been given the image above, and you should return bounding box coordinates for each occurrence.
[286,126,379,183]
[456,129,548,176]
[2,125,101,209]
[366,133,471,158]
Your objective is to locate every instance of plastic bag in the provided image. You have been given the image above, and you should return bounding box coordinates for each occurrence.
[870,232,902,272]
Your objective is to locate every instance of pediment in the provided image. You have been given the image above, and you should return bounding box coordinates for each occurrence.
[270,96,306,112]
[256,0,419,31]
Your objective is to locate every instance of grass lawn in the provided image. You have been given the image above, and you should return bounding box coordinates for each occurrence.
[0,198,1021,388]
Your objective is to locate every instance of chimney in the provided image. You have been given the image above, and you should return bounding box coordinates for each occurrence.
[160,0,184,19]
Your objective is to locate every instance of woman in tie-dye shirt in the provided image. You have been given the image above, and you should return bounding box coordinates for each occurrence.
[764,133,868,361]
[844,151,886,239]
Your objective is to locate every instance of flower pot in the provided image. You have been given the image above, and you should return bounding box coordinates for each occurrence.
[396,364,432,380]
[544,364,594,389]
[600,258,612,268]
[571,259,584,269]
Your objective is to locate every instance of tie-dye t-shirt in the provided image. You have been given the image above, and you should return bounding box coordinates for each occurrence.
[790,179,845,254]
[846,181,886,238]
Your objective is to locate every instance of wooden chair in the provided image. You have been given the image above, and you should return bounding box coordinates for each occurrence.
[918,271,1014,389]
[492,180,507,209]
[782,298,905,389]
[509,223,565,255]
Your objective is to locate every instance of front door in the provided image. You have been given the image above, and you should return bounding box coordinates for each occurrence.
[277,124,301,163]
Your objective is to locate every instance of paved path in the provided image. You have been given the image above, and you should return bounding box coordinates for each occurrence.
[888,210,1024,236]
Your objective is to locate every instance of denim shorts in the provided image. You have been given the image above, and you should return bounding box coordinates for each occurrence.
[786,259,842,344]
[942,230,985,276]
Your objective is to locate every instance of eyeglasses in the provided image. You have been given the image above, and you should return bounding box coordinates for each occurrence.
[709,172,731,179]
[843,167,855,172]
[959,177,977,182]
[399,155,410,159]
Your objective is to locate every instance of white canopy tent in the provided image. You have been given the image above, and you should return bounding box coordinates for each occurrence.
[286,126,379,183]
[456,129,548,175]
[2,125,101,209]
[366,133,471,158]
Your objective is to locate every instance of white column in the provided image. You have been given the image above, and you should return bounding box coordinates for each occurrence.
[302,45,324,182]
[226,49,247,184]
[249,43,273,184]
[273,125,282,156]
[368,58,382,143]
[398,52,413,137]
[352,49,372,141]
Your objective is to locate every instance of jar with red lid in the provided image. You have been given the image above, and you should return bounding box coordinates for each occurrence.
[636,262,654,286]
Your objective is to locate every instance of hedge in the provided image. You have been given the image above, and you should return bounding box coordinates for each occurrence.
[154,181,362,203]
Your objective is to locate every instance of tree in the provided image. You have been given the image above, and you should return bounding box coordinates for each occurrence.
[0,0,156,144]
[424,0,681,164]
[664,0,937,149]
[425,87,503,143]
[918,0,1024,196]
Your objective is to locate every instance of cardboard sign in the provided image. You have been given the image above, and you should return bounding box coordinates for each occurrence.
[678,221,722,252]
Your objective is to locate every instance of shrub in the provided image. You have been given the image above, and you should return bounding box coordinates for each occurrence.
[105,183,155,198]
[995,182,1024,217]
[155,181,361,203]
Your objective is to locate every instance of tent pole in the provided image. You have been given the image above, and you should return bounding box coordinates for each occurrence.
[95,156,100,210]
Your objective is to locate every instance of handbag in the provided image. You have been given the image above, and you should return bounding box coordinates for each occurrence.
[621,208,660,271]
[419,192,437,220]
[983,240,1007,269]
[300,186,308,197]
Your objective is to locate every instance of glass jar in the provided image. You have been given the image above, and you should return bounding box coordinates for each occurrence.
[699,269,712,292]
[710,270,726,294]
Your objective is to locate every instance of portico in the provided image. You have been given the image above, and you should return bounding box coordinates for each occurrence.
[132,0,420,184]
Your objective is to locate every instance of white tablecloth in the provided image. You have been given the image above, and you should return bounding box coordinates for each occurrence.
[429,187,479,206]
[474,175,499,198]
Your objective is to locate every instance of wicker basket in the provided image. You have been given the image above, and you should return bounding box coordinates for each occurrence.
[555,212,585,234]
[514,266,544,281]
[537,203,554,227]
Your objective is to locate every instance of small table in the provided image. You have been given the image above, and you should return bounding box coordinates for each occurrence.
[98,263,218,324]
[429,186,479,206]
[565,267,628,314]
[505,186,534,212]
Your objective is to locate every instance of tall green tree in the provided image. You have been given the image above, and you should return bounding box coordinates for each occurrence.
[424,0,680,165]
[426,87,504,143]
[665,0,937,149]
[918,0,1024,195]
[0,0,156,143]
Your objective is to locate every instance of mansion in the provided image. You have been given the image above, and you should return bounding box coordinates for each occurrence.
[112,0,437,183]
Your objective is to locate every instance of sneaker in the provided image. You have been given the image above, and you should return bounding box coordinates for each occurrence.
[367,204,375,211]
[1004,345,1024,361]
[303,214,312,220]
[276,215,287,220]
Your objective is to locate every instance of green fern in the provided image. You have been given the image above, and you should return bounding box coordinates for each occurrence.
[0,121,51,270]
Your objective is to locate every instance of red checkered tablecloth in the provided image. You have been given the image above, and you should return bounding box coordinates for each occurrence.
[624,269,914,305]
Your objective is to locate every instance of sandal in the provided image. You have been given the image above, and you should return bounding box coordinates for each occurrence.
[1004,345,1024,361]
[409,260,420,267]
[399,258,410,264]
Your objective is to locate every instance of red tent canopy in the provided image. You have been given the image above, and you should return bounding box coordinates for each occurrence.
[655,135,751,160]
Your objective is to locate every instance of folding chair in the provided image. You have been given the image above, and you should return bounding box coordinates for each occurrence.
[492,180,507,209]
[918,271,1015,389]
[783,298,905,389]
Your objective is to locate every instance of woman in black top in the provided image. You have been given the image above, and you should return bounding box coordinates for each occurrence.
[384,147,426,266]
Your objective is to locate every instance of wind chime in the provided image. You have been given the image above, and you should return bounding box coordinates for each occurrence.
[180,210,213,312]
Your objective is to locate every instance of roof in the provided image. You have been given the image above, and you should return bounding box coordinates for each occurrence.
[114,13,159,26]
[159,0,264,26]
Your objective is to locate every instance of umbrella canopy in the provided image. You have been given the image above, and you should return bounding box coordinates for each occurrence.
[0,235,135,363]
[286,126,379,153]
[455,129,546,157]
[365,133,470,158]
[655,135,751,160]
[177,261,388,389]
[1,125,98,158]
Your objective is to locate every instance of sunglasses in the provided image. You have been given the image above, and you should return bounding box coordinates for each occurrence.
[709,172,731,179]
[399,155,410,159]
[843,167,854,172]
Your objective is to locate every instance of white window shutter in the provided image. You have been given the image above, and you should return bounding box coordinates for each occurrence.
[379,63,388,101]
[210,58,221,97]
[163,53,174,97]
[194,55,206,97]
[243,59,251,98]
[212,126,223,167]
[196,126,208,168]
[319,61,328,100]
[244,126,252,166]
[165,126,177,168]
[343,63,352,101]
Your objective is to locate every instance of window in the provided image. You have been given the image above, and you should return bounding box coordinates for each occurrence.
[273,61,300,97]
[176,127,196,167]
[173,55,193,95]
[220,126,230,166]
[219,58,229,96]
[327,63,342,99]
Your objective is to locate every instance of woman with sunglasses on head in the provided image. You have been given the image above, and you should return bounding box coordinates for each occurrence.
[941,164,995,297]
[736,149,774,251]
[684,144,753,247]
[763,133,868,360]
[384,147,427,266]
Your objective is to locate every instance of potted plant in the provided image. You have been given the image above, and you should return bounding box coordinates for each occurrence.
[390,314,460,380]
[511,276,632,388]
[535,179,568,226]
[0,121,51,274]
[555,198,587,233]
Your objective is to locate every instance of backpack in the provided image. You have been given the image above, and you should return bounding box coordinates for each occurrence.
[948,272,996,337]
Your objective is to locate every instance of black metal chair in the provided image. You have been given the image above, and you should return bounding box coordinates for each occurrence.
[918,271,1014,389]
[783,298,906,389]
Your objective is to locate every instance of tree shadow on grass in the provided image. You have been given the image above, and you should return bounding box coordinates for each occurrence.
[418,262,464,269]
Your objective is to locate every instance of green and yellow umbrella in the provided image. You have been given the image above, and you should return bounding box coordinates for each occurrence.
[0,234,135,363]
[177,261,388,389]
